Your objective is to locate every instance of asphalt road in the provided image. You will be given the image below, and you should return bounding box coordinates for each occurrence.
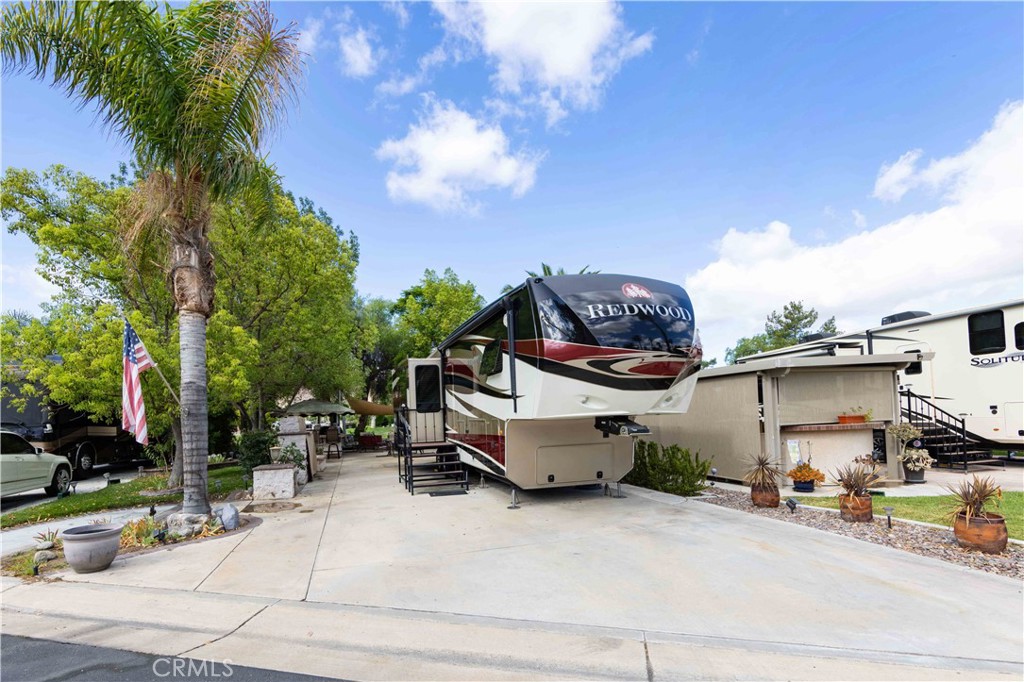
[0,635,344,682]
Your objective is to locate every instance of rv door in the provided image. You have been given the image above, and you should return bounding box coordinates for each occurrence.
[407,359,445,444]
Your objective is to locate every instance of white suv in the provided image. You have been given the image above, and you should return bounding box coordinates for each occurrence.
[0,430,73,498]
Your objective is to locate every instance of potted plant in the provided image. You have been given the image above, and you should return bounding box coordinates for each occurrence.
[60,522,125,573]
[743,454,783,507]
[787,460,825,492]
[947,475,1007,554]
[832,462,883,522]
[886,422,928,483]
[897,447,934,483]
[838,406,873,424]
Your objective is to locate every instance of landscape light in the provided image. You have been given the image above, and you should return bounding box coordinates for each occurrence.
[883,506,894,529]
[69,481,78,495]
[785,498,798,513]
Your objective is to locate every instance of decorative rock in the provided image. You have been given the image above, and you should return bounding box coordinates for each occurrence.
[35,541,54,551]
[165,512,211,539]
[217,503,240,530]
[34,550,58,563]
[697,488,1023,581]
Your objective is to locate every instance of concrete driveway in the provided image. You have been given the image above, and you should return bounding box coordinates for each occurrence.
[2,451,1021,680]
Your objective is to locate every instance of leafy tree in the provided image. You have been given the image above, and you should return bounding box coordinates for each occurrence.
[1,166,257,485]
[394,269,484,359]
[352,297,405,428]
[212,192,361,429]
[3,1,304,514]
[725,301,839,364]
[2,164,360,453]
[501,263,599,294]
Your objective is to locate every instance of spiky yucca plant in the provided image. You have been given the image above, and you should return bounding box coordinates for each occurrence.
[946,475,1002,522]
[832,463,883,500]
[743,453,783,489]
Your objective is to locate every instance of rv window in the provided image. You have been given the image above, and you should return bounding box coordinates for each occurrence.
[904,350,922,375]
[480,339,503,375]
[414,365,441,413]
[967,311,1005,355]
[1015,322,1024,351]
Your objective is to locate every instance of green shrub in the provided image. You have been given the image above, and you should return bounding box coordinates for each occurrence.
[625,440,711,497]
[236,430,276,475]
[277,443,307,471]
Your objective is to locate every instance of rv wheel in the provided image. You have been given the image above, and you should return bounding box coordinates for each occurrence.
[45,466,72,496]
[75,444,95,477]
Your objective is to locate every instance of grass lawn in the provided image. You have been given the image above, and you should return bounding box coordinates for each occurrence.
[0,466,247,530]
[796,491,1024,540]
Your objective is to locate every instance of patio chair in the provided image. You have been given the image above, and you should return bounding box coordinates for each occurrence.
[325,426,342,459]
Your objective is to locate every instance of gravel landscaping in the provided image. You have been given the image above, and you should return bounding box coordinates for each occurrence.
[697,488,1024,580]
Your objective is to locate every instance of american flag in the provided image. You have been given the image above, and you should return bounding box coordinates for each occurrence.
[123,320,154,445]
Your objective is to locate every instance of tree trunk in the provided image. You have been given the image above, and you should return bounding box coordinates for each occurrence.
[180,310,210,514]
[167,416,184,488]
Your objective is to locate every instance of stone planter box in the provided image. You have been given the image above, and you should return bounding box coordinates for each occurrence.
[253,463,297,500]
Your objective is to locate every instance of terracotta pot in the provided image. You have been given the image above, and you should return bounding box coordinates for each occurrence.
[838,415,867,424]
[839,495,873,522]
[750,485,780,508]
[953,512,1008,554]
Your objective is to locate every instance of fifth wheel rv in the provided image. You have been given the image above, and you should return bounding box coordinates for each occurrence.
[398,274,703,493]
[738,300,1024,449]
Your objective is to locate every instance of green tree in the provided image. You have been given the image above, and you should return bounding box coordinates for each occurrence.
[3,1,304,514]
[394,269,484,358]
[1,165,253,485]
[349,297,405,432]
[213,191,361,429]
[725,301,839,364]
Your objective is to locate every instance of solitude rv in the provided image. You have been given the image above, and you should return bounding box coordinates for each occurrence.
[739,300,1024,449]
[399,274,702,493]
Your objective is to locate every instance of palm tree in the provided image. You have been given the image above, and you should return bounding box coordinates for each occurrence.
[501,264,599,293]
[2,2,303,514]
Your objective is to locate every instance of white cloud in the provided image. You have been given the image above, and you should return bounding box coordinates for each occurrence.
[339,25,379,78]
[685,101,1024,362]
[852,209,867,228]
[433,1,652,126]
[873,149,923,202]
[376,46,448,98]
[382,1,411,29]
[0,262,60,314]
[296,17,324,55]
[375,97,542,213]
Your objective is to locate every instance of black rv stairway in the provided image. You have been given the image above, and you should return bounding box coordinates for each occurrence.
[899,389,1004,471]
[395,407,469,495]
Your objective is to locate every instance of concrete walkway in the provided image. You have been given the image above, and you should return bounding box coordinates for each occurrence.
[2,452,1021,680]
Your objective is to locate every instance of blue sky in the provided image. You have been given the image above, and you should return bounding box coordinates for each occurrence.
[2,2,1022,361]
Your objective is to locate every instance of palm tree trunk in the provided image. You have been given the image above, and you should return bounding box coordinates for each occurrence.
[180,310,210,514]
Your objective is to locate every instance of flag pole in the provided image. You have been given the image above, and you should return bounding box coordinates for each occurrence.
[150,362,181,407]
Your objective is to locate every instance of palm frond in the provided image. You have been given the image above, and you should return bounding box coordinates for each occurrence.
[180,1,302,198]
[2,2,182,170]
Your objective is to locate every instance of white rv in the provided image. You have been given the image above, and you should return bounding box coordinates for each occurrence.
[738,300,1024,449]
[399,274,703,492]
